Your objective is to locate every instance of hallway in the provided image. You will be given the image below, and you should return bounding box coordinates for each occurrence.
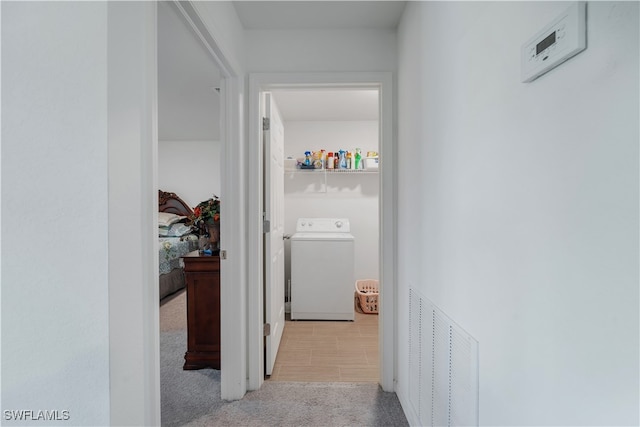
[160,291,405,426]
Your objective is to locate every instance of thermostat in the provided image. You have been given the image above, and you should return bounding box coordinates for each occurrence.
[521,1,586,82]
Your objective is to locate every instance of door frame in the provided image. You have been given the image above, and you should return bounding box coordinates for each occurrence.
[248,72,396,392]
[170,1,247,401]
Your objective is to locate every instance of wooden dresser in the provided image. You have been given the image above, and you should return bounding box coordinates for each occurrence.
[182,251,220,370]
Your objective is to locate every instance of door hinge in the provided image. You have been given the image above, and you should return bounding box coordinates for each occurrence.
[262,117,270,131]
[220,250,227,260]
[264,323,271,336]
[262,212,270,233]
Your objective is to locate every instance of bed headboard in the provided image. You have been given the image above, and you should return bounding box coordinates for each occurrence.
[158,190,193,217]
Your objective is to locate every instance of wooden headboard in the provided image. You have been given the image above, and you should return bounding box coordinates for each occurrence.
[158,190,193,217]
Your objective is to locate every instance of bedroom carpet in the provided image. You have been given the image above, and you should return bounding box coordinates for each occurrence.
[160,290,408,427]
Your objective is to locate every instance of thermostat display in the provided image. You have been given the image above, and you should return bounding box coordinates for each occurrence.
[536,32,556,55]
[521,2,586,82]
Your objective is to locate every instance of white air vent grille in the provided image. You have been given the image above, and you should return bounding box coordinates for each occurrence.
[408,288,479,426]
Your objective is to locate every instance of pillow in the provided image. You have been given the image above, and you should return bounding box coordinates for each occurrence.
[159,223,193,237]
[158,212,186,227]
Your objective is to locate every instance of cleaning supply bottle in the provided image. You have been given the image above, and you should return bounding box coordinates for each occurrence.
[304,151,311,166]
[354,148,362,170]
[326,152,334,169]
[312,151,322,169]
[338,150,347,169]
[334,152,339,169]
[346,151,352,169]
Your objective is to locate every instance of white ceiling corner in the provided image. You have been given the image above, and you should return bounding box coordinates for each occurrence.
[233,1,407,30]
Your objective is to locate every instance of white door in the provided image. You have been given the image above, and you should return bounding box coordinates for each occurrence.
[263,93,286,376]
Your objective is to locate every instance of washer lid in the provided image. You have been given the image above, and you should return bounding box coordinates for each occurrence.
[291,232,354,241]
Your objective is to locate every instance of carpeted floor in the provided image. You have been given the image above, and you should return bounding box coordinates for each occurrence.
[160,290,408,427]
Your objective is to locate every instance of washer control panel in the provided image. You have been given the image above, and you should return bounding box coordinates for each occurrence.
[521,2,586,83]
[296,218,350,233]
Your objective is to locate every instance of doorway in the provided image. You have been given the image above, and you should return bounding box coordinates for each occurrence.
[156,1,224,420]
[248,72,396,393]
[267,88,381,382]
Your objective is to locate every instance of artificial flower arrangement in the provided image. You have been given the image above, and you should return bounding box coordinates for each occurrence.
[187,195,220,231]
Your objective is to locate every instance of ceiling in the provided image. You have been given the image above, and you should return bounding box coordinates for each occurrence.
[272,89,379,121]
[233,1,407,30]
[158,2,403,140]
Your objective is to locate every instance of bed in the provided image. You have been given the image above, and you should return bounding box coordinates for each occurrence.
[158,190,199,300]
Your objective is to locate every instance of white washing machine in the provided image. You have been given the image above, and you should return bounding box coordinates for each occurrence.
[290,218,354,321]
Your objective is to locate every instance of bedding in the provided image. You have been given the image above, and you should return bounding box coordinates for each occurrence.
[158,190,198,300]
[158,212,187,227]
[159,222,193,237]
[159,235,199,275]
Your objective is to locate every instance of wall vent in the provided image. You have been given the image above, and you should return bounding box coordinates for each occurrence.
[408,288,479,426]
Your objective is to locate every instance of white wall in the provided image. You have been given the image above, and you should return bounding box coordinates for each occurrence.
[283,121,379,286]
[397,2,639,426]
[158,140,222,209]
[158,1,221,142]
[2,2,110,424]
[246,28,396,72]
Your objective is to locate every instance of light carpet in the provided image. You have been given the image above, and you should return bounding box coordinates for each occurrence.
[160,290,408,427]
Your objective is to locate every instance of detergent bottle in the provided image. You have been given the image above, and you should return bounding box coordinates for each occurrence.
[304,151,312,166]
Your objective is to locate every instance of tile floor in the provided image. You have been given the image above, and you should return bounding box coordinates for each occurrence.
[267,311,379,382]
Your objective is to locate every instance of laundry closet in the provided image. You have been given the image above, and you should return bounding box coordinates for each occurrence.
[270,89,380,315]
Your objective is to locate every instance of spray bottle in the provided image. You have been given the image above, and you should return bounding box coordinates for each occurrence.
[354,148,362,170]
[338,150,347,169]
